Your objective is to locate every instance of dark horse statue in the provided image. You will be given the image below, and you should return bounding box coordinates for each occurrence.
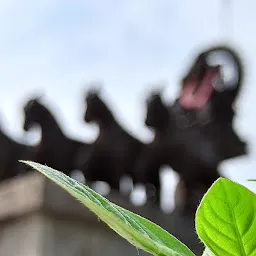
[175,45,247,165]
[135,89,221,214]
[168,45,248,213]
[0,119,37,182]
[133,89,172,207]
[22,96,89,176]
[77,87,143,194]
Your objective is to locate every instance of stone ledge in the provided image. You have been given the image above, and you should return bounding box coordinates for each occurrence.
[0,172,203,255]
[0,173,163,225]
[0,173,44,221]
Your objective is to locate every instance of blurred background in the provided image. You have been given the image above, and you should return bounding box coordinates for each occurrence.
[0,0,255,255]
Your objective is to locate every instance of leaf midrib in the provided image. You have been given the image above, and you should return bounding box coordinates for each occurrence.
[222,183,246,256]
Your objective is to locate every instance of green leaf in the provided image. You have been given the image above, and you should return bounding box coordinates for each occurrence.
[202,248,216,256]
[196,177,256,256]
[21,161,195,256]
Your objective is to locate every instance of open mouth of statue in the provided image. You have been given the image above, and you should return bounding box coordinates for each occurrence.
[179,66,220,110]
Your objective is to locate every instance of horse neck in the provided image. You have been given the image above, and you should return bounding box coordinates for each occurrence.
[152,114,172,141]
[37,108,65,141]
[156,107,171,131]
[96,106,119,131]
[0,130,14,145]
[153,126,169,141]
[97,118,119,132]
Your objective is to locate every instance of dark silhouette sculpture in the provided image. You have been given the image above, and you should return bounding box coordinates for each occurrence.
[22,96,88,176]
[137,89,222,214]
[167,45,248,213]
[78,87,144,194]
[134,89,172,207]
[0,121,37,182]
[177,45,247,163]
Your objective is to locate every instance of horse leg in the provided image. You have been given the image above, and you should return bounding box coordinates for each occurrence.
[154,174,161,207]
[145,171,161,209]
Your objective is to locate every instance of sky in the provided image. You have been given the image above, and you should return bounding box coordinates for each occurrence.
[0,0,255,210]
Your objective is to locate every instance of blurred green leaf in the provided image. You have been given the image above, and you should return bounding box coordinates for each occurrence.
[21,160,195,256]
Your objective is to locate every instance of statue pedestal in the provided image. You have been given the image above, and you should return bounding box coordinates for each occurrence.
[0,172,203,256]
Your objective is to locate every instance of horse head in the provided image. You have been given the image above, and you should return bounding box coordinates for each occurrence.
[84,85,113,126]
[145,88,170,130]
[22,93,47,132]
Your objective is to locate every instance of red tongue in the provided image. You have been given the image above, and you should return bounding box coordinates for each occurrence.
[179,69,216,110]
